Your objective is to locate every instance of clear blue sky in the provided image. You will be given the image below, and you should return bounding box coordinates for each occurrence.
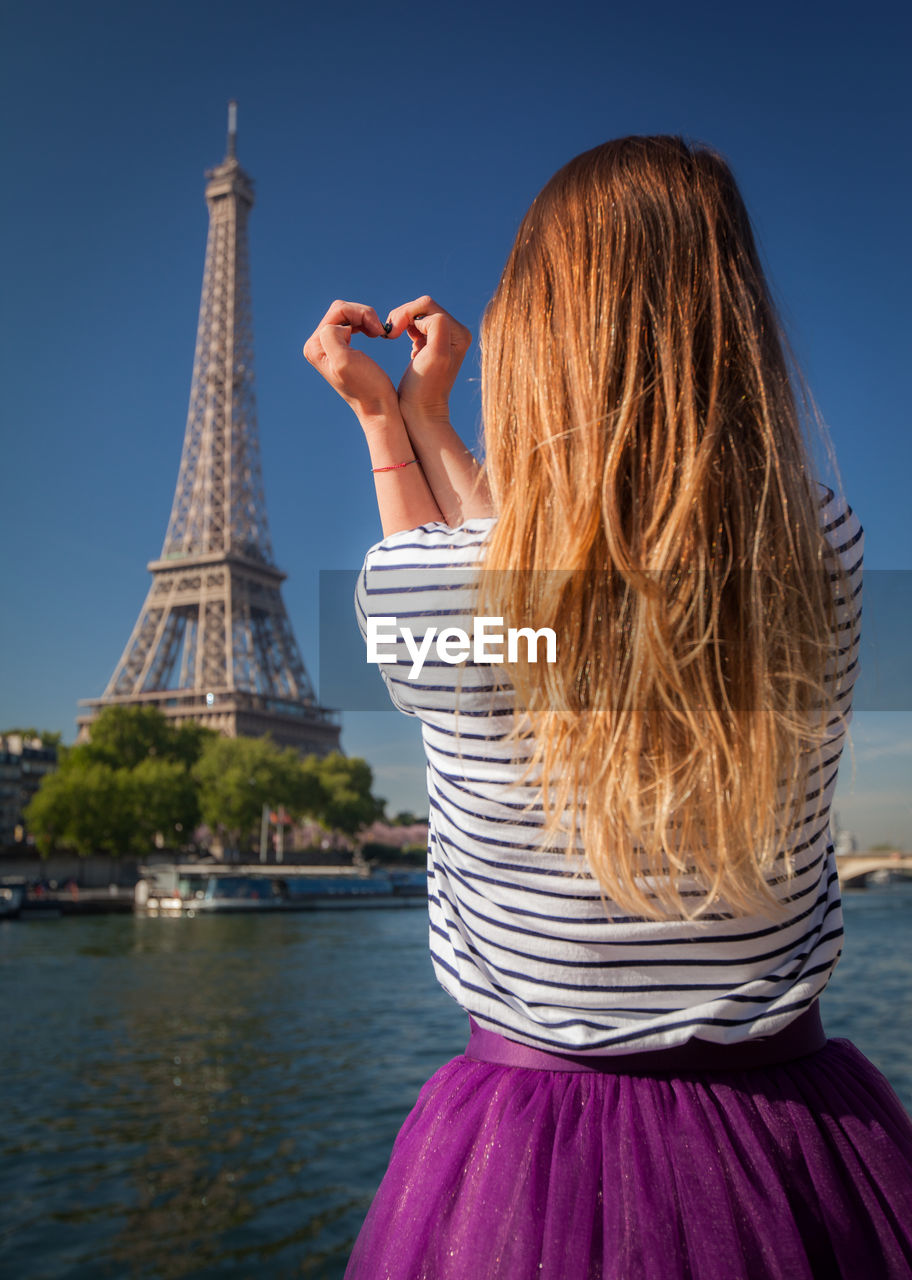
[1,0,909,846]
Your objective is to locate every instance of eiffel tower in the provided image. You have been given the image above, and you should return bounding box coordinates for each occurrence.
[78,104,339,756]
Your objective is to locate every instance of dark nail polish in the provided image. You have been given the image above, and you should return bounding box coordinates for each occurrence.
[382,321,393,335]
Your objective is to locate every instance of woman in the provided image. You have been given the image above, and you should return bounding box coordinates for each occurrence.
[305,137,912,1279]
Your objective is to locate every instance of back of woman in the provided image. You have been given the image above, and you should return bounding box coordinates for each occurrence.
[305,136,912,1280]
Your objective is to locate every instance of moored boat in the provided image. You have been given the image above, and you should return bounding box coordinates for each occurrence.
[0,880,25,919]
[134,863,426,914]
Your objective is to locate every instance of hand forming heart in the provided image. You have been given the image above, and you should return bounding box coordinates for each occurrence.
[303,296,472,426]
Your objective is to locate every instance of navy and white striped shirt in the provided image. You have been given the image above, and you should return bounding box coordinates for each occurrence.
[355,487,863,1054]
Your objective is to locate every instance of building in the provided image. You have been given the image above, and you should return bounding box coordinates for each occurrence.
[0,734,58,846]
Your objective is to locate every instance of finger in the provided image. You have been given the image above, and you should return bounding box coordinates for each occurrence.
[302,321,351,375]
[408,311,445,352]
[406,315,430,344]
[409,311,473,359]
[316,299,387,337]
[318,322,360,374]
[384,295,449,340]
[302,330,327,368]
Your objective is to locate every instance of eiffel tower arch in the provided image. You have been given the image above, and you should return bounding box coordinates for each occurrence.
[78,105,339,756]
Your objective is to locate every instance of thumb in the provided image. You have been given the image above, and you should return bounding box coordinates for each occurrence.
[410,312,450,356]
[319,322,354,366]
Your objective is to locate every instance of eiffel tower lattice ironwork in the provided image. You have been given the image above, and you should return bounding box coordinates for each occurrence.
[78,104,339,755]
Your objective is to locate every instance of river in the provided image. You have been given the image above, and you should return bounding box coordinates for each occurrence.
[2,883,911,1278]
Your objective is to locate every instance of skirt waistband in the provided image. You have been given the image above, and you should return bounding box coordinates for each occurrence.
[465,1003,827,1074]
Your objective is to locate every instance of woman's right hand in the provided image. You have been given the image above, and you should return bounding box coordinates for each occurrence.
[385,296,472,424]
[303,300,397,420]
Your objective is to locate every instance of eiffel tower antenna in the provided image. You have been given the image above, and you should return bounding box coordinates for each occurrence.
[78,104,340,755]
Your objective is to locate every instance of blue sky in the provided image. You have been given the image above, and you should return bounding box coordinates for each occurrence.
[1,0,910,846]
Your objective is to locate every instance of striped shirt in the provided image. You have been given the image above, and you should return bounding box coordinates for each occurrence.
[355,487,863,1054]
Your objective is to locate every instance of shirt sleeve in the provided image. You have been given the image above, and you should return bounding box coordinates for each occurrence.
[354,519,498,719]
[819,486,863,731]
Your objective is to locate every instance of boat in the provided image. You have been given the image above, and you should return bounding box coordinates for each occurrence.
[134,863,426,914]
[0,880,25,920]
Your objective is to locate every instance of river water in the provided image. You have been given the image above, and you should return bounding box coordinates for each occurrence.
[2,883,911,1279]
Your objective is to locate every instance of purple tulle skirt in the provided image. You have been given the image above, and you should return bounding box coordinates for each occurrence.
[345,1017,912,1279]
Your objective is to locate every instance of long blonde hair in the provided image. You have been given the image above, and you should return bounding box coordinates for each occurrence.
[478,136,848,920]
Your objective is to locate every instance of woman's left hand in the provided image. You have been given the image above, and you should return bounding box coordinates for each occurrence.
[385,296,472,424]
[303,300,396,419]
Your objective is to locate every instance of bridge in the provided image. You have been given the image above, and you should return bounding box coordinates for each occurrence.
[835,851,912,887]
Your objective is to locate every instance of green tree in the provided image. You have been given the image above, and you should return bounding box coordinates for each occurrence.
[27,763,143,856]
[26,767,84,856]
[311,753,385,837]
[391,810,425,827]
[26,704,387,856]
[132,757,201,847]
[193,736,322,849]
[26,706,211,856]
[82,706,213,770]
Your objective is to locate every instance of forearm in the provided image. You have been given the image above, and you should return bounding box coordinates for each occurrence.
[303,297,491,533]
[359,410,445,537]
[400,411,494,527]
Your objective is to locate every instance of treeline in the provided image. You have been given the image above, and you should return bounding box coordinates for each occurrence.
[26,707,384,857]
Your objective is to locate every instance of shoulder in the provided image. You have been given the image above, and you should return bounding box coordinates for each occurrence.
[354,518,500,721]
[816,484,863,559]
[362,517,497,571]
[819,481,860,542]
[355,518,496,642]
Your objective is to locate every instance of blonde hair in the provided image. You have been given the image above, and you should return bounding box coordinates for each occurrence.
[477,136,848,920]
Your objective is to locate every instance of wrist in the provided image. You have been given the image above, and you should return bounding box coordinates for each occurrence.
[355,402,407,437]
[398,399,453,431]
[359,412,420,475]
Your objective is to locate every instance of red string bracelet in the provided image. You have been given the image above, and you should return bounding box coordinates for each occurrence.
[372,458,418,474]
